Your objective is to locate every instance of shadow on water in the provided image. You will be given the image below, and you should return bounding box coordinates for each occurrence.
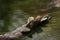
[22,19,49,38]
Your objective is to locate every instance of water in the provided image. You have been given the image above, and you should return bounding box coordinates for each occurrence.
[9,9,30,31]
[10,8,60,40]
[0,9,60,40]
[0,7,60,40]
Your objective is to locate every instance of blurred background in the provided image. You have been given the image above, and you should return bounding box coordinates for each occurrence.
[0,0,60,40]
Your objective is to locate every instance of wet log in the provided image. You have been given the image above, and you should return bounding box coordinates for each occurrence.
[0,14,52,40]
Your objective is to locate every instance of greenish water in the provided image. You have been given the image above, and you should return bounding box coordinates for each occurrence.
[0,0,60,40]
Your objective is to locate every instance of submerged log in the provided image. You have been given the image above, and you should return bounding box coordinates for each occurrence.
[0,14,52,40]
